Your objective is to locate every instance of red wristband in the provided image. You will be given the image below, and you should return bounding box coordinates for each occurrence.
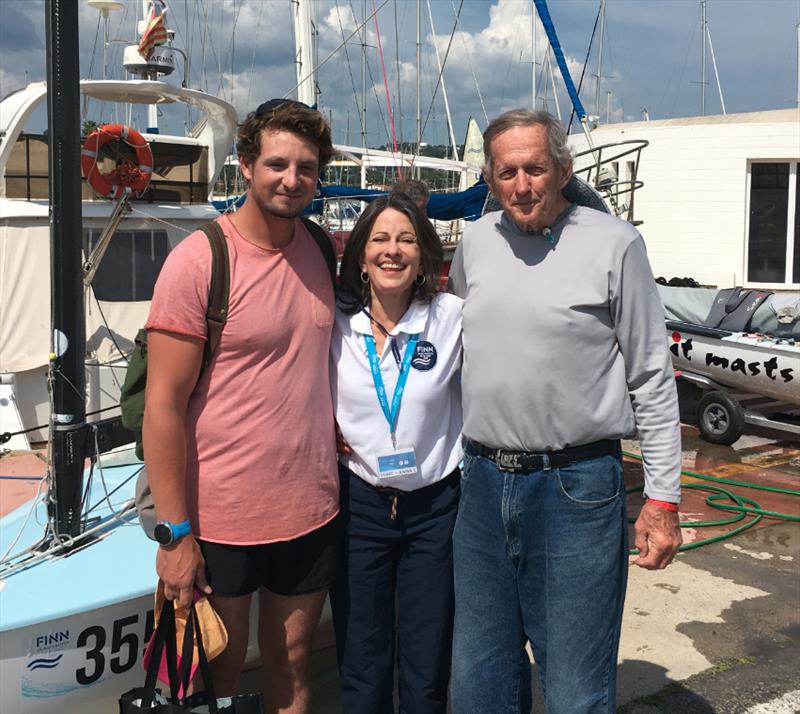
[647,498,679,513]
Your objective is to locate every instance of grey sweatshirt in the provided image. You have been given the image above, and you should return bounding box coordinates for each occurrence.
[449,206,681,502]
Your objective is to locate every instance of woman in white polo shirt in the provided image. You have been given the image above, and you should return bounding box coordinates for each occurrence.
[329,192,463,714]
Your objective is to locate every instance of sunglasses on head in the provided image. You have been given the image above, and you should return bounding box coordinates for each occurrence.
[255,98,309,117]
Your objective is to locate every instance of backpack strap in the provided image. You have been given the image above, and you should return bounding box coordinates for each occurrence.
[301,216,337,286]
[198,221,230,370]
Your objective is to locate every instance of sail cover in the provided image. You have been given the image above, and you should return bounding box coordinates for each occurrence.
[533,0,587,120]
[213,180,490,222]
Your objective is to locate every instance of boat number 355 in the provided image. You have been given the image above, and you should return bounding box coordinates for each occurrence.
[75,609,155,685]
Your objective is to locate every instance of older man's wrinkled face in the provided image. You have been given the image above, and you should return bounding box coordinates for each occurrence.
[484,124,572,233]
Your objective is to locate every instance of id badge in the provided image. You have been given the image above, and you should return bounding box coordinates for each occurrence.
[375,445,418,479]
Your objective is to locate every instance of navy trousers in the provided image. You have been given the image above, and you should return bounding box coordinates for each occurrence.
[330,464,460,714]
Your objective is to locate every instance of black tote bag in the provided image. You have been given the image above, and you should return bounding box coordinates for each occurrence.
[119,599,263,714]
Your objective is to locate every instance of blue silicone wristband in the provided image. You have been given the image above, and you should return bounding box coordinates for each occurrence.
[171,519,192,540]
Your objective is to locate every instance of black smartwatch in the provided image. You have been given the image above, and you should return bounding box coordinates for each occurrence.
[154,519,192,546]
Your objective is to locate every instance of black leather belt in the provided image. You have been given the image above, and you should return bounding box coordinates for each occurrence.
[464,438,619,473]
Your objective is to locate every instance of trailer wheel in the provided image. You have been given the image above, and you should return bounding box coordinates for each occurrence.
[697,391,744,446]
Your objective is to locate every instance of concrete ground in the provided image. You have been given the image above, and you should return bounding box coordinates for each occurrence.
[4,425,797,712]
[241,425,800,713]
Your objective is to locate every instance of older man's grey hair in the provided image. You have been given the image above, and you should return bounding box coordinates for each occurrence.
[483,109,573,175]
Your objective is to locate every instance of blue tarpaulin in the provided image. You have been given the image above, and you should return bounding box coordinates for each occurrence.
[214,178,489,222]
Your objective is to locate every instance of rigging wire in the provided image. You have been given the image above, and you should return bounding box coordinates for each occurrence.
[452,0,489,127]
[342,0,394,153]
[568,1,601,134]
[416,0,464,159]
[82,13,103,123]
[371,0,401,171]
[393,0,403,151]
[288,0,392,150]
[86,13,102,82]
[664,3,701,118]
[607,12,642,120]
[334,0,367,138]
[244,1,266,112]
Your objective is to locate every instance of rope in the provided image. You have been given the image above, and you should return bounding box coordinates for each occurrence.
[371,0,401,176]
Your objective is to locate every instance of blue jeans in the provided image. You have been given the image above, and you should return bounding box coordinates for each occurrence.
[451,445,628,714]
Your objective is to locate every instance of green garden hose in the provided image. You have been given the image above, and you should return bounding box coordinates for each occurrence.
[623,450,800,554]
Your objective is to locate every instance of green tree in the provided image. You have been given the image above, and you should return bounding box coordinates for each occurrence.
[81,119,99,137]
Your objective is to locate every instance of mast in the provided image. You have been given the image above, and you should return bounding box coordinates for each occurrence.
[706,15,726,114]
[361,0,368,148]
[425,0,459,161]
[46,0,85,538]
[532,1,537,110]
[700,0,707,116]
[416,0,421,174]
[594,0,606,120]
[547,46,562,121]
[292,0,315,106]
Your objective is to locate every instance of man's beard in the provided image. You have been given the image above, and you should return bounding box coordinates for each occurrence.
[264,203,305,219]
[253,194,308,220]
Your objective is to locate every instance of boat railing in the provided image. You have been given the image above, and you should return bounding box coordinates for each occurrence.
[572,138,649,225]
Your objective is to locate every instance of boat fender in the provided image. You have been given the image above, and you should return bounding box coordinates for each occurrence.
[81,123,154,199]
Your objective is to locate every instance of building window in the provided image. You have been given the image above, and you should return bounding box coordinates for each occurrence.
[84,229,170,301]
[747,162,799,284]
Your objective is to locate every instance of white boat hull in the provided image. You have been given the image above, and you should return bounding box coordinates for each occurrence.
[666,321,799,405]
[0,595,153,714]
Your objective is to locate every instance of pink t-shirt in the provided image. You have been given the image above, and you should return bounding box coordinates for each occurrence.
[145,215,339,544]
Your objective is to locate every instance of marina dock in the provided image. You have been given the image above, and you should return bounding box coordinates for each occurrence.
[2,421,798,713]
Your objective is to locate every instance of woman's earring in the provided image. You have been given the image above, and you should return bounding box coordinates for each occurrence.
[415,274,426,286]
[360,271,370,284]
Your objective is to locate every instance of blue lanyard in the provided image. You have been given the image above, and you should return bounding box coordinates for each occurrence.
[364,332,419,438]
[361,308,403,368]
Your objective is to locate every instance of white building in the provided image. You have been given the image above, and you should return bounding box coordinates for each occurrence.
[569,108,800,291]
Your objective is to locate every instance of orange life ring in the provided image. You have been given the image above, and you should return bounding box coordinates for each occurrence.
[80,123,153,199]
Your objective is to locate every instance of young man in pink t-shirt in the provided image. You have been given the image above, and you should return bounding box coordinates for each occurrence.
[143,100,339,713]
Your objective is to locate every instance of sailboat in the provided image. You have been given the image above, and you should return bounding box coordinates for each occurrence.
[0,2,239,712]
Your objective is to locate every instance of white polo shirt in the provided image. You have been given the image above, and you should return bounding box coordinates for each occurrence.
[330,292,464,491]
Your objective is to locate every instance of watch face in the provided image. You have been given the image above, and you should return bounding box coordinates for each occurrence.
[154,522,172,545]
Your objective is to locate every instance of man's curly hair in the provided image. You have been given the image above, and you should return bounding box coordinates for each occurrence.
[236,101,335,169]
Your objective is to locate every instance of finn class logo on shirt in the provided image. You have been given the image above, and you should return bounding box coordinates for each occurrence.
[411,341,437,371]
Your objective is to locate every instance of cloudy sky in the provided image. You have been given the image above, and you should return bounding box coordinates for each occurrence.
[1,0,797,149]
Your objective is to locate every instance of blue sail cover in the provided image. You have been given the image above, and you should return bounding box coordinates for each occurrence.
[533,0,587,120]
[315,181,488,221]
[214,179,489,222]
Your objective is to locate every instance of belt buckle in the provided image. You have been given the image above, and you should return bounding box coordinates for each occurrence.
[496,449,522,472]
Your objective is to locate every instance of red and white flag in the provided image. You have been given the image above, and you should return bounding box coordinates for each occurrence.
[137,6,168,61]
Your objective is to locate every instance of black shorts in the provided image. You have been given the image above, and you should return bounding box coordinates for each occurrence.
[198,515,341,598]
